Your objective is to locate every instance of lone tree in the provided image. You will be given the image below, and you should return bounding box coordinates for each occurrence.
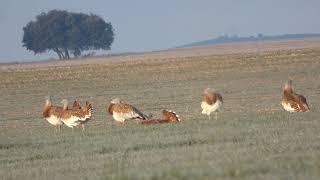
[22,10,114,59]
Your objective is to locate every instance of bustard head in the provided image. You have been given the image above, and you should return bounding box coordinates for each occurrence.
[283,79,293,93]
[45,95,52,105]
[111,98,121,104]
[204,88,214,94]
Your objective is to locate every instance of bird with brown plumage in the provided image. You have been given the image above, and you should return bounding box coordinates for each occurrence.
[42,96,64,133]
[59,99,93,131]
[107,98,149,125]
[141,109,181,125]
[70,100,93,131]
[201,88,223,120]
[281,80,309,112]
[72,100,82,111]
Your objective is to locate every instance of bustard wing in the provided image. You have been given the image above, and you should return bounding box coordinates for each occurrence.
[43,103,63,117]
[216,93,223,103]
[202,92,220,105]
[72,100,82,110]
[107,104,115,115]
[284,93,309,112]
[60,110,81,127]
[295,93,309,112]
[60,104,92,127]
[162,110,180,122]
[131,105,149,120]
[83,101,93,121]
[113,103,148,120]
[73,102,93,121]
[43,105,63,126]
[141,109,180,125]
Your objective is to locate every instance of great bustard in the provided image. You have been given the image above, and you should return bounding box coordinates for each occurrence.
[281,80,309,112]
[59,99,93,131]
[42,96,64,133]
[201,88,223,120]
[71,100,93,131]
[141,109,181,125]
[107,98,149,125]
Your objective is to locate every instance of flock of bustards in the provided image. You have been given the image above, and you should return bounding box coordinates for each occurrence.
[42,80,309,133]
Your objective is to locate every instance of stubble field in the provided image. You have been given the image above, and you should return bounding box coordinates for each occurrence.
[1,43,320,179]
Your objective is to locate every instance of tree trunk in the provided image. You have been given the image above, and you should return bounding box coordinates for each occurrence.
[64,48,70,59]
[59,50,65,59]
[53,48,71,60]
[57,51,63,59]
[55,51,62,59]
[54,48,64,60]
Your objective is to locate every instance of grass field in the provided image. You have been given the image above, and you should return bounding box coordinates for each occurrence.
[1,46,320,179]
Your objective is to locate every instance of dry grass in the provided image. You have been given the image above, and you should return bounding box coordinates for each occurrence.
[0,46,320,179]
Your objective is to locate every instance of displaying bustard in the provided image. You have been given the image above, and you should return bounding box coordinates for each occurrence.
[281,80,309,112]
[60,99,93,131]
[42,96,64,133]
[71,100,93,131]
[201,88,223,120]
[141,109,181,125]
[107,98,149,125]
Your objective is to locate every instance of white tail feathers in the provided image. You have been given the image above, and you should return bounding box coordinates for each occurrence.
[163,109,181,122]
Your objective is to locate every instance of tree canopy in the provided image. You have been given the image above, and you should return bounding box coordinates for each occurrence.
[22,10,114,59]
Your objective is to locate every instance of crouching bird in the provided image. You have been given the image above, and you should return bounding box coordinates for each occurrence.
[107,98,149,125]
[201,88,223,120]
[141,109,181,125]
[281,80,309,112]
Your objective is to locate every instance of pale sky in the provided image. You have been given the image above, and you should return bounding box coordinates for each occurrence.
[0,0,319,62]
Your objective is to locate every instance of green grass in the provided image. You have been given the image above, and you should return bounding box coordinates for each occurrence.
[0,48,320,179]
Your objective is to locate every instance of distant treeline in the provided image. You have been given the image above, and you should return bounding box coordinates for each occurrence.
[178,33,320,48]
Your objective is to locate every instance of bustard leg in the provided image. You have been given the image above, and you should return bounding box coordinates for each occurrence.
[208,114,211,120]
[54,126,58,134]
[58,125,61,134]
[120,119,126,126]
[82,124,85,132]
[215,112,218,120]
[115,121,125,126]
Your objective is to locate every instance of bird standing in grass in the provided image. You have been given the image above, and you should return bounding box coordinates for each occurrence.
[42,96,64,133]
[201,88,223,120]
[281,80,309,112]
[141,109,181,125]
[71,100,93,131]
[60,99,93,131]
[107,98,149,125]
